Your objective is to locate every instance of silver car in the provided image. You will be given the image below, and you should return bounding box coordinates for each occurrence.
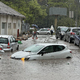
[0,35,19,52]
[64,27,80,43]
[37,28,50,35]
[11,43,72,60]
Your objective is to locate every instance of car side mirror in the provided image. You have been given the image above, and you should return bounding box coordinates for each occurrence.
[40,51,47,56]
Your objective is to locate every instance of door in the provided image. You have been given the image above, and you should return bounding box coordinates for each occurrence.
[10,37,17,51]
[2,22,7,35]
[30,45,54,60]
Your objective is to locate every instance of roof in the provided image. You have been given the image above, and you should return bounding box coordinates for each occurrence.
[0,35,13,38]
[36,43,67,47]
[0,1,25,18]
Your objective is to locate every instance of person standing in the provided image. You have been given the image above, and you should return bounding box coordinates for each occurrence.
[32,26,38,39]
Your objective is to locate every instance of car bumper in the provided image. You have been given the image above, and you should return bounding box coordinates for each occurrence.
[3,48,12,51]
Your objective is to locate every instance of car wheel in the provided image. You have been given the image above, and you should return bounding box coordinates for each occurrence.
[56,36,58,39]
[66,56,71,59]
[16,45,19,50]
[25,58,29,60]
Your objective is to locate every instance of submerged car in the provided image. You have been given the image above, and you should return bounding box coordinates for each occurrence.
[11,43,72,60]
[0,35,19,52]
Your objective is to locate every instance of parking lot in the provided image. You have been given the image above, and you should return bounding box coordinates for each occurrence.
[0,35,80,80]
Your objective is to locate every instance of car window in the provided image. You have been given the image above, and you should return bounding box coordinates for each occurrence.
[40,29,44,31]
[61,28,68,32]
[72,29,80,32]
[41,46,53,53]
[24,44,44,52]
[66,28,70,32]
[0,38,8,44]
[76,32,80,35]
[10,37,13,43]
[13,37,16,41]
[53,45,65,52]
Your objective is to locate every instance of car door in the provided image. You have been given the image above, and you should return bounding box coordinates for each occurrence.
[75,32,80,45]
[52,45,66,58]
[33,46,54,60]
[41,28,46,34]
[65,28,70,41]
[10,37,17,51]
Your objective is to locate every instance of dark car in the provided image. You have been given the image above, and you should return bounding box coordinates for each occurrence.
[56,26,68,40]
[74,31,80,47]
[63,27,80,43]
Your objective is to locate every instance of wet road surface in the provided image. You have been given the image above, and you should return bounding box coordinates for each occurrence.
[0,35,80,80]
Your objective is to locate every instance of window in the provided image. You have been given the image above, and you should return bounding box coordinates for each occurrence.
[2,22,6,29]
[41,46,53,53]
[12,37,16,42]
[13,23,16,29]
[0,38,8,44]
[53,45,65,52]
[66,28,70,32]
[10,37,13,43]
[8,23,11,29]
[72,29,80,33]
[24,44,44,52]
[18,21,20,28]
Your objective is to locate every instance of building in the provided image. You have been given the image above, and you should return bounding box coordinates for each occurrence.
[0,2,25,37]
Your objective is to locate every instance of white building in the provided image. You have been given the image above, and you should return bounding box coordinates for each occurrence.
[0,2,25,37]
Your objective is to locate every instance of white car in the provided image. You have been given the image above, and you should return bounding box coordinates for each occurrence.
[11,43,72,60]
[0,35,19,52]
[37,28,50,35]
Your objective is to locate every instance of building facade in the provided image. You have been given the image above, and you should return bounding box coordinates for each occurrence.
[0,2,25,38]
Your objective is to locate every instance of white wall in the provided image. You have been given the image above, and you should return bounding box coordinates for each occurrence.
[0,15,22,38]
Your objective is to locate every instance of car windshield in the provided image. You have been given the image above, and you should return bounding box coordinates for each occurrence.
[0,38,8,44]
[72,29,80,32]
[24,44,44,52]
[61,28,68,32]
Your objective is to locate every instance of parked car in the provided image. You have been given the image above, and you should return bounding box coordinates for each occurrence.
[63,27,80,43]
[56,26,68,40]
[37,28,50,35]
[11,43,72,60]
[74,31,80,47]
[0,35,19,52]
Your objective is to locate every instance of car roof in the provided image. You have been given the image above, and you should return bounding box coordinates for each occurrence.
[0,35,13,38]
[58,26,68,28]
[69,27,80,29]
[35,43,67,47]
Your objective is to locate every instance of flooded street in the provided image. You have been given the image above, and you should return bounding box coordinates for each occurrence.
[0,35,80,80]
